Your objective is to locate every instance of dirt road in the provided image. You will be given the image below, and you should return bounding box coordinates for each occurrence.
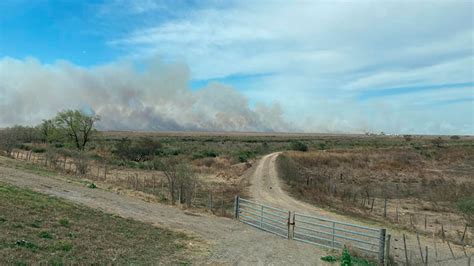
[249,152,473,265]
[0,158,326,265]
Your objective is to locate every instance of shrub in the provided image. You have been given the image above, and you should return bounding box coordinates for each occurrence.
[192,150,218,159]
[457,197,474,225]
[32,147,46,153]
[114,137,162,162]
[237,151,255,163]
[59,218,69,227]
[290,141,308,152]
[39,231,53,239]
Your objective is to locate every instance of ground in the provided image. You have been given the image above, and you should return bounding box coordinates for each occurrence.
[0,182,196,265]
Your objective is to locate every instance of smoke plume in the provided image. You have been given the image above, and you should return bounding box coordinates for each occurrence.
[0,57,291,132]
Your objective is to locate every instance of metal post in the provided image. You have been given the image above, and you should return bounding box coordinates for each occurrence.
[385,234,391,266]
[287,211,291,239]
[379,228,386,265]
[332,222,336,247]
[234,196,239,219]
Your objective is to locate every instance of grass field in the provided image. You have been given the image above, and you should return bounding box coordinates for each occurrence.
[277,141,474,245]
[0,182,196,265]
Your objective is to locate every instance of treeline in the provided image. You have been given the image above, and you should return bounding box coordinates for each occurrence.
[0,110,100,155]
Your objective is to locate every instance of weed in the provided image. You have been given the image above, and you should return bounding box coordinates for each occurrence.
[15,240,38,251]
[30,220,42,228]
[58,218,69,227]
[39,231,53,239]
[88,183,97,189]
[53,241,73,252]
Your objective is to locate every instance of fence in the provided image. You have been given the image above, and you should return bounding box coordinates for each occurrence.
[235,197,290,239]
[293,212,385,263]
[235,196,387,264]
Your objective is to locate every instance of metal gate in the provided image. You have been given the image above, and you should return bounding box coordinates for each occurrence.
[292,212,385,263]
[235,197,290,239]
[234,197,387,264]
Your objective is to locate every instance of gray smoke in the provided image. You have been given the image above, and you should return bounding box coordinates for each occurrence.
[0,57,291,132]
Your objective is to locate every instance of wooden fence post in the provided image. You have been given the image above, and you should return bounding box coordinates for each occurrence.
[461,224,467,243]
[379,228,386,265]
[416,231,424,264]
[221,191,224,216]
[403,234,409,266]
[424,246,428,266]
[208,192,213,212]
[447,240,455,259]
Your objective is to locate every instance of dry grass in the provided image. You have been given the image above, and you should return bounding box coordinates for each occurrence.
[0,182,197,265]
[277,143,474,245]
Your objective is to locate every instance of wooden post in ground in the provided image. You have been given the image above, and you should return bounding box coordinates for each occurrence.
[447,240,455,259]
[384,197,387,217]
[221,191,225,216]
[461,224,467,243]
[208,191,213,212]
[403,234,409,266]
[416,231,425,264]
[424,215,427,230]
[424,246,428,266]
[441,224,446,241]
[433,232,438,261]
[396,206,399,223]
[370,198,375,212]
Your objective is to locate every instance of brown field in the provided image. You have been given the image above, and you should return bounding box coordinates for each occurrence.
[277,144,474,246]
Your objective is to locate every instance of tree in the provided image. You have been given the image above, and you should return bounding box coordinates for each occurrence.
[0,128,19,156]
[150,158,196,205]
[38,119,58,143]
[54,110,100,151]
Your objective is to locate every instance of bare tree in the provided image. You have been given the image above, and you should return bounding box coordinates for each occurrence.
[151,158,197,206]
[0,128,18,156]
[54,110,100,151]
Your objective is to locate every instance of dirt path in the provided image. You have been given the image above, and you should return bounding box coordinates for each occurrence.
[0,159,327,265]
[248,152,473,265]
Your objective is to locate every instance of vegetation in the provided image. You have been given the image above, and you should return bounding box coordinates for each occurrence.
[320,248,375,266]
[457,197,474,225]
[0,182,194,264]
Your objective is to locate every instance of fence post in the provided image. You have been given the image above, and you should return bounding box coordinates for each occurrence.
[379,228,386,265]
[260,205,264,228]
[332,221,336,247]
[234,196,239,219]
[385,234,391,266]
[287,211,291,239]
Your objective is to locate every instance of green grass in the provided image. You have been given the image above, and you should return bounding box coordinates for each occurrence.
[0,182,197,264]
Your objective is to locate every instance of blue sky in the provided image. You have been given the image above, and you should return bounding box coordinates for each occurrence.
[0,0,473,134]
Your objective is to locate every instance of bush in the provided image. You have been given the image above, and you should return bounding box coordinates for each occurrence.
[290,141,308,152]
[457,197,474,225]
[192,150,219,159]
[32,147,46,153]
[114,137,162,162]
[237,151,255,163]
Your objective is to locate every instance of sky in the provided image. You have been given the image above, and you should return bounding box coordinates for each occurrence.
[0,0,473,134]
